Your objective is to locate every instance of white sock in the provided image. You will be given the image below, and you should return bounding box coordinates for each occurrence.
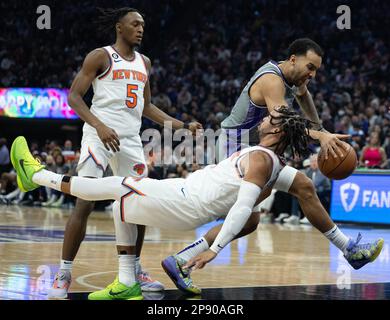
[176,237,209,262]
[135,257,141,275]
[118,255,136,286]
[324,225,350,254]
[60,259,73,272]
[32,169,63,192]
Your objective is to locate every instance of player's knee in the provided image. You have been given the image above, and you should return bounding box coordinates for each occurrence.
[73,198,95,218]
[291,173,316,201]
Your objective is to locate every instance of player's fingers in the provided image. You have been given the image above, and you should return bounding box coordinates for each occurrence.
[336,139,349,151]
[328,145,338,158]
[109,136,120,152]
[106,138,117,152]
[184,260,195,269]
[102,140,110,151]
[335,134,351,141]
[111,128,120,139]
[335,146,344,158]
[110,133,120,146]
[322,146,329,160]
[195,260,205,270]
[191,262,200,271]
[108,141,118,153]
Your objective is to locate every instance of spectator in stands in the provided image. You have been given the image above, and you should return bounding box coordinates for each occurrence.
[306,154,331,211]
[360,132,388,169]
[62,140,75,159]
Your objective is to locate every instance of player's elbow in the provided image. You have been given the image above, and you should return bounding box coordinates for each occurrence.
[67,90,81,109]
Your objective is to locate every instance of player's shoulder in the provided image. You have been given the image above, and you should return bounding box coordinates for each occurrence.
[88,47,110,58]
[248,149,274,163]
[251,72,286,97]
[82,47,110,64]
[139,53,151,69]
[240,149,274,179]
[256,72,285,87]
[241,149,274,171]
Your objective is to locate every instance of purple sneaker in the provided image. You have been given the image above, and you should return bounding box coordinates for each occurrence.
[344,233,384,270]
[161,255,201,295]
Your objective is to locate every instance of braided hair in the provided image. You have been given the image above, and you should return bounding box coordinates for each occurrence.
[268,106,312,159]
[96,7,143,35]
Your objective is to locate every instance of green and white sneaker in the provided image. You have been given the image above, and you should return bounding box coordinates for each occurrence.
[10,136,44,192]
[88,277,143,300]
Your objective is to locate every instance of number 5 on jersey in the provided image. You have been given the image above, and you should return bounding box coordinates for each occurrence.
[126,84,138,108]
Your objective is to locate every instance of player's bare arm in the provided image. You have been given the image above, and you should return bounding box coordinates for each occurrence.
[68,49,120,152]
[186,151,272,270]
[253,74,349,159]
[141,55,203,135]
[295,84,323,129]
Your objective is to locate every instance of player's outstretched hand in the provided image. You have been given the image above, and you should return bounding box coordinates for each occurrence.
[184,249,217,271]
[188,121,203,136]
[95,123,120,152]
[318,132,350,160]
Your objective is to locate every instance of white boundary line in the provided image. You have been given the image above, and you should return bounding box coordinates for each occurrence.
[75,270,390,292]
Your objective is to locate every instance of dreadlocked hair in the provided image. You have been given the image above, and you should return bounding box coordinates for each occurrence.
[96,7,142,35]
[269,106,313,159]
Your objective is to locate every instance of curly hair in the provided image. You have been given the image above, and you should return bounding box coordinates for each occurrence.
[268,106,313,159]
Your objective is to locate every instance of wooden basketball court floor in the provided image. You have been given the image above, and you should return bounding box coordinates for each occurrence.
[0,204,389,300]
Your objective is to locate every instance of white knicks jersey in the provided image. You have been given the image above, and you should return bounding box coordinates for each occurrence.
[185,146,284,223]
[83,46,148,138]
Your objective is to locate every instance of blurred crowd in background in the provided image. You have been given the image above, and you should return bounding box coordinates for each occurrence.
[1,1,389,220]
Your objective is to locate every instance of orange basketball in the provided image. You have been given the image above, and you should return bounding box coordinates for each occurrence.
[317,141,357,180]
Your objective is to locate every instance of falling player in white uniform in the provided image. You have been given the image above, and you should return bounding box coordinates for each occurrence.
[160,38,385,294]
[48,7,202,298]
[11,107,384,299]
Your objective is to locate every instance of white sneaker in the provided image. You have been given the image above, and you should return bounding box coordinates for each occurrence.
[300,217,311,225]
[137,271,165,292]
[274,213,290,223]
[260,213,272,224]
[48,270,71,299]
[51,195,65,208]
[284,215,300,225]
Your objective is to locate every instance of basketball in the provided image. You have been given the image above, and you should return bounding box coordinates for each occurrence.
[317,141,357,180]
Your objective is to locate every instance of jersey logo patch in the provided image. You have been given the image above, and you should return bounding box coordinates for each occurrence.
[133,163,146,176]
[112,52,122,63]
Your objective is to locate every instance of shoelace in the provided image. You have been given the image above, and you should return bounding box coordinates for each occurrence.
[138,271,152,281]
[349,233,373,253]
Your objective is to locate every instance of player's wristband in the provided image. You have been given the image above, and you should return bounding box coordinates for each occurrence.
[183,122,190,130]
[210,244,223,254]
